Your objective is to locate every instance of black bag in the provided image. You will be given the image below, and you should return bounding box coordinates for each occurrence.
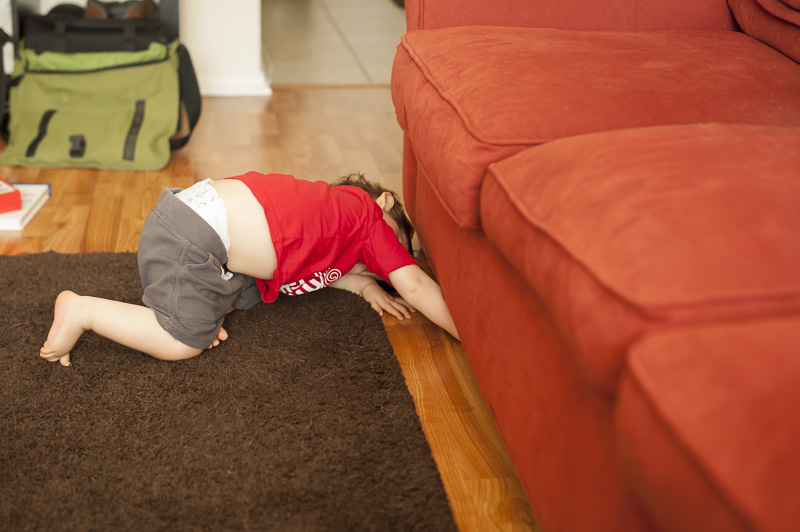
[22,14,177,53]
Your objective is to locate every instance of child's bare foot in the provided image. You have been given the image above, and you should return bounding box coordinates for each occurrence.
[40,291,88,367]
[208,326,228,349]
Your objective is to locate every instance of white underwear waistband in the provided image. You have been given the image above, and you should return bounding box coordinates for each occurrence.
[174,179,232,256]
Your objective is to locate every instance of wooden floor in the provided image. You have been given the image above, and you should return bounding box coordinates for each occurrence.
[0,87,539,532]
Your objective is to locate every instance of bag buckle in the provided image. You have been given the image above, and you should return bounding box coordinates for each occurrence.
[69,135,86,158]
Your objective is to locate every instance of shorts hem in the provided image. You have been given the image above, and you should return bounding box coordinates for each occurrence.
[151,308,218,351]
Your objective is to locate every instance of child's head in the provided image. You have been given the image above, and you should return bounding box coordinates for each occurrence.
[332,173,415,255]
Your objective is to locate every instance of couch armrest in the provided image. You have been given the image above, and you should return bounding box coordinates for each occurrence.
[405,0,735,32]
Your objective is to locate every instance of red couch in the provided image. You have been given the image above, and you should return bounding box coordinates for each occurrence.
[390,1,800,531]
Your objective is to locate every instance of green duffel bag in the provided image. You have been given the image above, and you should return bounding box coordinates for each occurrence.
[0,15,200,171]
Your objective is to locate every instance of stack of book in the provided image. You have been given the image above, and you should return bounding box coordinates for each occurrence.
[0,179,51,231]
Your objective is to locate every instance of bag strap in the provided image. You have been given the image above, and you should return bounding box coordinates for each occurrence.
[0,28,12,141]
[50,18,140,53]
[170,43,201,151]
[23,15,176,54]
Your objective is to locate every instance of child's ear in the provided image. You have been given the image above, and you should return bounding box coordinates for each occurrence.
[377,192,395,211]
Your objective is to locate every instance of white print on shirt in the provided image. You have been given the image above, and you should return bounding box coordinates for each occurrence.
[280,268,342,296]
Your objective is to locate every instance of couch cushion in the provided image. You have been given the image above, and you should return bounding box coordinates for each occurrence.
[392,26,800,228]
[480,123,800,393]
[615,317,800,532]
[729,0,800,62]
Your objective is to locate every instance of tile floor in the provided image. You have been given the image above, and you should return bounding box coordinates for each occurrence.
[261,0,407,85]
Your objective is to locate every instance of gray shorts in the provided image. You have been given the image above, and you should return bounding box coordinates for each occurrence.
[138,188,262,350]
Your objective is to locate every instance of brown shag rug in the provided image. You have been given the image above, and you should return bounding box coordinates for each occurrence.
[0,252,456,531]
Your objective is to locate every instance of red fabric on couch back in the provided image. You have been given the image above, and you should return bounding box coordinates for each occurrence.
[406,0,736,32]
[728,0,800,62]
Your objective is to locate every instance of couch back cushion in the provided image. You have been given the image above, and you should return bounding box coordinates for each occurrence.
[406,0,736,32]
[728,0,800,62]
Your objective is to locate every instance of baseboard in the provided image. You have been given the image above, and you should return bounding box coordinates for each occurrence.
[198,72,272,97]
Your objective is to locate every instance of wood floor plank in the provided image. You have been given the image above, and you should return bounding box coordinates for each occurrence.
[0,87,538,531]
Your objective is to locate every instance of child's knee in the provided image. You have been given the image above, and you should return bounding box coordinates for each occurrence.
[158,341,203,361]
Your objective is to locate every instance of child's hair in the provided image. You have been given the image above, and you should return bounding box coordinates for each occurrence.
[332,173,415,255]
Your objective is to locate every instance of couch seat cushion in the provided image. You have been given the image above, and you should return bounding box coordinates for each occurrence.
[616,317,800,532]
[480,123,800,393]
[392,26,800,228]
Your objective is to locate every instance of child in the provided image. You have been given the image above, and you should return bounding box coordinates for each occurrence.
[40,172,460,367]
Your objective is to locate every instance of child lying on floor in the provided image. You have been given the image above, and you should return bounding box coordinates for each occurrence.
[40,172,460,367]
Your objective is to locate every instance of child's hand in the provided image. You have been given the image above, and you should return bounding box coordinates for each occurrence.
[329,270,415,319]
[361,283,416,320]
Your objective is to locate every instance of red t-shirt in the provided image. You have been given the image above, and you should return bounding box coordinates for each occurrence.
[230,172,417,303]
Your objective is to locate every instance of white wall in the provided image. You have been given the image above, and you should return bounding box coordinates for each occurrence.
[179,0,271,96]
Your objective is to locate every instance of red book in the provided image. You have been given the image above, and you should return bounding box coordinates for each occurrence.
[0,179,22,214]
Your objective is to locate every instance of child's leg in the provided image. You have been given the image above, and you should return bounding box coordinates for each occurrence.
[40,290,205,366]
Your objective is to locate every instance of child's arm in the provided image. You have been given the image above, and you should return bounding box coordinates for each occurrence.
[388,265,460,341]
[329,271,415,320]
